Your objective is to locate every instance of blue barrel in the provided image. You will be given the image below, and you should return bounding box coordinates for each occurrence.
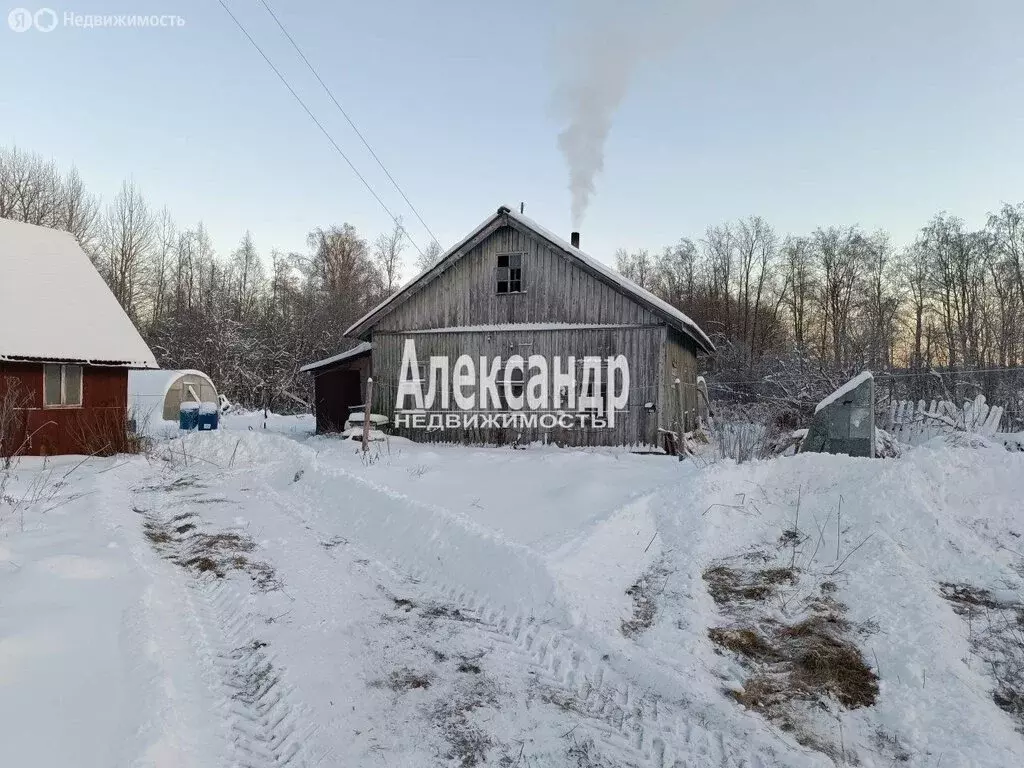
[198,402,219,431]
[179,401,200,430]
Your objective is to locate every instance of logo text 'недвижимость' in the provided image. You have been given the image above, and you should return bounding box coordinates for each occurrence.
[393,339,630,431]
[7,8,185,32]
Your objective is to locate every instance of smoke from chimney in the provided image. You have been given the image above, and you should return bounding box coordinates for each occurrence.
[553,1,705,228]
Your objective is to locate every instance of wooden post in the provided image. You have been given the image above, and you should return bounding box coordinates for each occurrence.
[362,377,373,452]
[675,377,685,461]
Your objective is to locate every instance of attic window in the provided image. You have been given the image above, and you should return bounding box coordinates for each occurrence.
[43,364,83,408]
[496,253,523,294]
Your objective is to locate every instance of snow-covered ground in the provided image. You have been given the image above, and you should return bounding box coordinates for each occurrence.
[2,417,1023,767]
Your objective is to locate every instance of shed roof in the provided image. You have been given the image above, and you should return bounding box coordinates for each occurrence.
[343,206,714,354]
[0,218,157,367]
[300,341,372,373]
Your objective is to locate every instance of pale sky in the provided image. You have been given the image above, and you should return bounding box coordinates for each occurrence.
[2,0,1023,274]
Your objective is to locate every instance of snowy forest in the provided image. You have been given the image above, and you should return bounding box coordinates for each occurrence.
[3,145,1023,425]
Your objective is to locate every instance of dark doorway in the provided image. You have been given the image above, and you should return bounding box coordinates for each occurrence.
[315,368,363,433]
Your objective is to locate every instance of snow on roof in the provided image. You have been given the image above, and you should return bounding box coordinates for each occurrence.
[300,342,372,373]
[815,371,874,413]
[504,210,715,353]
[0,218,157,367]
[401,323,644,334]
[344,207,715,353]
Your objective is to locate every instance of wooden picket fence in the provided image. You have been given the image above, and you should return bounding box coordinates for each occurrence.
[884,394,1006,446]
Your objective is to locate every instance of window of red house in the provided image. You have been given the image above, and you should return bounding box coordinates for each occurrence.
[43,364,83,407]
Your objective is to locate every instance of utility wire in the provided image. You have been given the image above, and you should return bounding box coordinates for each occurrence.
[708,365,1024,386]
[257,0,441,250]
[216,0,425,258]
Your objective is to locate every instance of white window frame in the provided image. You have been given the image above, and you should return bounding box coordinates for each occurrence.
[578,360,609,415]
[497,365,525,410]
[42,364,84,409]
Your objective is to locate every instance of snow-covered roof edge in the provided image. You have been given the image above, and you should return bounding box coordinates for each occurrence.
[503,209,715,354]
[343,207,715,354]
[300,342,373,373]
[394,323,650,334]
[0,353,157,367]
[815,371,874,413]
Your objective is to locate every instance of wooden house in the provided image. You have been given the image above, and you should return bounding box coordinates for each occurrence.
[303,206,713,448]
[0,218,157,456]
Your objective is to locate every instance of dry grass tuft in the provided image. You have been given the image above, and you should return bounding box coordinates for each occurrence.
[371,667,434,692]
[706,556,879,761]
[704,563,796,606]
[708,627,779,661]
[621,560,672,638]
[429,674,500,767]
[940,580,1024,727]
[140,508,279,591]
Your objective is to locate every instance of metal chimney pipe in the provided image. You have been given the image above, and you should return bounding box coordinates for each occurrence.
[570,231,580,249]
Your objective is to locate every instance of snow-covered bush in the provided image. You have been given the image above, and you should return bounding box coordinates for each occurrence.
[706,401,793,462]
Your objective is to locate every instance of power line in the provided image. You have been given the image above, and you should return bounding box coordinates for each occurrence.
[216,0,425,258]
[708,365,1024,387]
[256,0,441,250]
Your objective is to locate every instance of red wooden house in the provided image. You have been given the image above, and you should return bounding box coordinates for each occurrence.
[0,218,157,456]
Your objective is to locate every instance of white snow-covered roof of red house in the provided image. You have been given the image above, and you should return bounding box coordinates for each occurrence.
[344,206,714,353]
[0,218,157,368]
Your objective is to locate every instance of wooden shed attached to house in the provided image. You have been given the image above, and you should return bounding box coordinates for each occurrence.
[300,342,372,434]
[0,218,157,456]
[304,206,713,448]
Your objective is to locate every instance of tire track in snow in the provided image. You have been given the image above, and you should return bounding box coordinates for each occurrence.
[134,477,314,768]
[405,572,776,768]
[252,467,785,768]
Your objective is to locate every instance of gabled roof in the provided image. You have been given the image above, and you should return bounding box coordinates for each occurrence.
[344,206,714,353]
[0,218,157,368]
[300,341,372,373]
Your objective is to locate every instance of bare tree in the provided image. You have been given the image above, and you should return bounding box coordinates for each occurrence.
[702,223,735,336]
[101,179,154,314]
[655,238,698,308]
[415,239,444,273]
[57,166,100,255]
[733,216,778,357]
[0,146,62,226]
[615,248,657,290]
[859,231,902,369]
[779,236,817,349]
[229,231,265,320]
[988,203,1024,315]
[814,226,864,368]
[373,218,406,294]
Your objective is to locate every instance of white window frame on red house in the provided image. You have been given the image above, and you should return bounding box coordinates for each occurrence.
[42,364,83,408]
